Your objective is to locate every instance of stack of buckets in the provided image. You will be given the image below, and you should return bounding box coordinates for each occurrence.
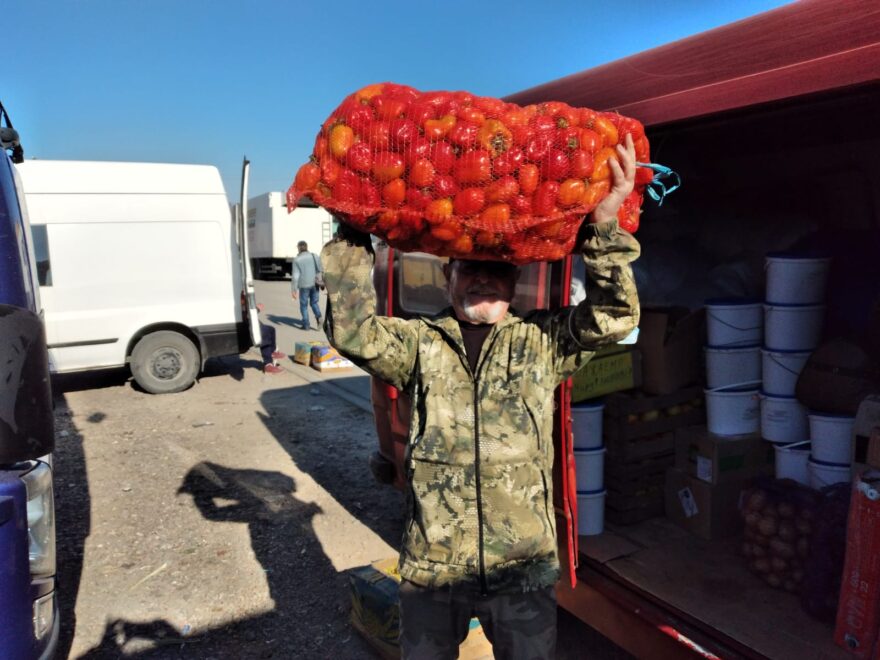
[572,401,605,536]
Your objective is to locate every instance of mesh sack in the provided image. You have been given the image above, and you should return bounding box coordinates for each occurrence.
[286,82,652,264]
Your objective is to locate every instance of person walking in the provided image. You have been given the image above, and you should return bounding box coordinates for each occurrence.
[256,303,285,374]
[291,240,324,331]
[321,136,641,659]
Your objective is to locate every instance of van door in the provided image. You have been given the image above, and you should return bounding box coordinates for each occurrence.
[236,158,261,348]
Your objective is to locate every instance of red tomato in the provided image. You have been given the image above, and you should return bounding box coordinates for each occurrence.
[432,174,457,198]
[360,180,381,207]
[492,147,524,176]
[448,122,479,148]
[634,136,650,163]
[473,96,506,118]
[403,138,432,166]
[475,230,501,248]
[453,150,492,184]
[557,179,586,207]
[345,105,374,135]
[578,107,597,127]
[329,124,355,160]
[406,102,435,125]
[313,136,329,161]
[346,143,373,174]
[430,141,455,174]
[430,222,463,242]
[457,107,486,124]
[453,188,486,216]
[376,211,398,233]
[524,135,552,162]
[333,168,361,204]
[425,198,453,224]
[518,163,539,195]
[635,166,654,186]
[406,187,433,210]
[372,96,406,120]
[389,118,418,147]
[409,158,435,188]
[511,125,534,147]
[617,117,645,142]
[320,158,341,186]
[501,107,532,128]
[532,115,556,135]
[485,176,519,203]
[365,121,391,150]
[579,129,602,153]
[382,178,406,207]
[450,233,474,254]
[423,115,456,140]
[569,149,594,179]
[533,181,560,216]
[479,203,511,229]
[541,149,571,180]
[618,192,641,233]
[510,194,532,216]
[293,162,320,192]
[560,126,581,150]
[372,151,405,183]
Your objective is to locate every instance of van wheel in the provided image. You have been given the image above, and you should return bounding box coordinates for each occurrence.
[130,331,200,394]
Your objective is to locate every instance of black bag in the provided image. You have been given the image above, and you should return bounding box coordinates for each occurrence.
[311,253,325,290]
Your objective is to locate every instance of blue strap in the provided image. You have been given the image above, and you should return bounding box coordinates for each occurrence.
[636,162,681,206]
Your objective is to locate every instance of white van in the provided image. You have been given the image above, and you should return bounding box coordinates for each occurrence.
[17,159,261,393]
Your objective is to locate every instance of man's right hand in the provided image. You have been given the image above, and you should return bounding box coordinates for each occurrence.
[291,291,298,300]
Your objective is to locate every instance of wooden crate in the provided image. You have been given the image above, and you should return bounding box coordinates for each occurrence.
[605,431,675,463]
[604,386,705,443]
[605,453,673,496]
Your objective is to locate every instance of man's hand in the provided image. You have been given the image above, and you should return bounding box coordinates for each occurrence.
[291,291,298,300]
[590,133,636,225]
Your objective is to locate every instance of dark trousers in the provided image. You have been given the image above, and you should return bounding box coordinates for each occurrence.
[259,323,276,364]
[398,580,557,660]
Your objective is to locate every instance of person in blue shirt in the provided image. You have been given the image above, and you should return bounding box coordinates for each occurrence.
[291,240,324,331]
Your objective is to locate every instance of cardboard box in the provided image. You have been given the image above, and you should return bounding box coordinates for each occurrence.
[310,344,354,372]
[664,467,750,541]
[674,425,774,484]
[571,346,642,403]
[348,559,493,660]
[637,306,705,395]
[293,340,324,365]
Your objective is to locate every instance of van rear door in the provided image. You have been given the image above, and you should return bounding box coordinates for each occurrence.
[236,158,261,348]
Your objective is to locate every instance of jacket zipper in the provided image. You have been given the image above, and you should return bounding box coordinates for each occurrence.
[473,379,488,596]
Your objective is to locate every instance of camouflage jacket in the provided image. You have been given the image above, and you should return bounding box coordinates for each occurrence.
[322,221,640,594]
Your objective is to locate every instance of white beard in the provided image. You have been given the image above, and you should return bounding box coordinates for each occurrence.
[460,299,507,324]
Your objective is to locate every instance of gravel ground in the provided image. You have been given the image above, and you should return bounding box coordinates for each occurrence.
[50,280,632,660]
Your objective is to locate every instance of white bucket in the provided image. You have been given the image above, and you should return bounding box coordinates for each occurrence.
[764,304,825,351]
[704,385,761,436]
[760,393,809,444]
[809,413,856,465]
[571,401,604,450]
[574,447,605,492]
[705,345,761,389]
[774,441,811,486]
[577,489,606,536]
[808,459,852,490]
[705,299,764,348]
[765,253,832,305]
[762,349,811,397]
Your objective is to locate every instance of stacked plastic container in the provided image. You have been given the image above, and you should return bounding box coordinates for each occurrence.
[571,401,605,535]
[703,299,763,436]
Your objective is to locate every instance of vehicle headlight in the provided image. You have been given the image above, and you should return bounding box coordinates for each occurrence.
[33,591,56,640]
[21,461,56,578]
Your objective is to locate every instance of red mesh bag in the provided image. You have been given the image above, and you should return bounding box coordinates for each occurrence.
[287,82,652,264]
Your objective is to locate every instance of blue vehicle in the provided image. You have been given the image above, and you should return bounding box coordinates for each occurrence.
[0,101,59,659]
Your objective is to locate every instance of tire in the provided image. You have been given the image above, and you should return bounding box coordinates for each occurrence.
[130,331,200,394]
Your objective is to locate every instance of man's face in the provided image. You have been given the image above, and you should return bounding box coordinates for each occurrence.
[444,260,519,325]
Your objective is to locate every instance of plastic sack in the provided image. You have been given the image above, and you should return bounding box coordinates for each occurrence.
[286,82,653,264]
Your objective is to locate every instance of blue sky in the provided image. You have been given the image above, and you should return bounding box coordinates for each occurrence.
[6,0,791,200]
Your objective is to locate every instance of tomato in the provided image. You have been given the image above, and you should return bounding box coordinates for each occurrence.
[373,96,407,121]
[617,191,641,233]
[569,149,594,179]
[457,107,486,124]
[541,149,570,180]
[409,158,436,188]
[475,230,501,247]
[389,118,418,147]
[382,178,406,207]
[421,91,453,110]
[293,162,320,192]
[430,222,463,242]
[485,176,519,203]
[423,114,456,140]
[346,143,373,174]
[511,124,534,148]
[313,136,329,162]
[492,147,524,177]
[479,203,511,229]
[635,166,654,186]
[403,137,432,166]
[634,136,650,163]
[432,174,457,198]
[448,122,479,148]
[593,115,619,147]
[355,83,385,104]
[557,178,586,207]
[333,168,361,204]
[365,121,391,150]
[578,107,597,127]
[518,163,539,195]
[406,102,435,125]
[376,211,398,233]
[372,151,405,183]
[533,220,565,239]
[453,188,486,216]
[583,179,611,208]
[450,233,474,254]
[406,187,433,210]
[360,180,381,207]
[344,105,374,135]
[579,129,602,153]
[430,141,455,174]
[617,117,645,142]
[473,96,507,118]
[329,124,355,160]
[554,107,580,129]
[559,126,581,150]
[453,150,492,184]
[320,158,341,186]
[524,135,552,162]
[590,147,617,182]
[532,115,556,135]
[533,181,560,216]
[502,107,533,128]
[425,198,453,224]
[510,194,532,216]
[477,119,513,157]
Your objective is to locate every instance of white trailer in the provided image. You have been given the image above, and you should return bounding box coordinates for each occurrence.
[246,192,334,279]
[17,159,261,394]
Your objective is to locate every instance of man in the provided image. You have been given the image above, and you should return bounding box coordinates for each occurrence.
[291,240,323,331]
[256,303,285,374]
[321,135,640,659]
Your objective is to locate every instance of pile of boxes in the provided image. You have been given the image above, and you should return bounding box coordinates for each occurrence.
[293,341,354,372]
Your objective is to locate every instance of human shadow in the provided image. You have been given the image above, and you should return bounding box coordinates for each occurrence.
[202,354,265,382]
[266,313,306,329]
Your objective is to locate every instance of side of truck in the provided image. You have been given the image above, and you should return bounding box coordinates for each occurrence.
[370,1,880,657]
[247,192,333,279]
[17,159,261,394]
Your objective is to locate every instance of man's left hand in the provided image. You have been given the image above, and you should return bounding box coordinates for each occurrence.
[590,133,637,225]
